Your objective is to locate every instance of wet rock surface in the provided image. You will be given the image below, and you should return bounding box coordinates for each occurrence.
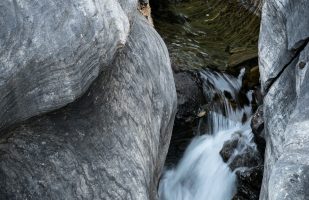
[220,134,262,171]
[251,105,265,155]
[220,135,240,163]
[233,166,264,200]
[259,0,309,199]
[165,71,205,166]
[0,13,177,200]
[174,72,206,123]
[220,131,263,200]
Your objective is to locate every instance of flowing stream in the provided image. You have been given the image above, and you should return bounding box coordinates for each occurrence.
[159,69,256,200]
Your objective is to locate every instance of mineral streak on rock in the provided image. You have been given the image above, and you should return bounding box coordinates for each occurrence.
[0,0,133,131]
[259,0,309,92]
[259,0,309,199]
[0,12,177,200]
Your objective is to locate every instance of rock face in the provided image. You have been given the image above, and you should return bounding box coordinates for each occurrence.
[164,71,205,166]
[259,0,309,199]
[174,72,205,124]
[0,6,177,200]
[259,0,309,92]
[0,0,134,131]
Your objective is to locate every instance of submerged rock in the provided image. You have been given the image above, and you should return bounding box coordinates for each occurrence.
[259,0,309,199]
[220,131,263,200]
[0,13,177,199]
[220,135,239,162]
[220,133,263,169]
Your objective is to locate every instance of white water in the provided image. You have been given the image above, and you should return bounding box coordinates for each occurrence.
[159,69,256,200]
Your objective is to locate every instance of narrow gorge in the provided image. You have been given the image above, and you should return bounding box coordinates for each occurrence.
[0,0,308,200]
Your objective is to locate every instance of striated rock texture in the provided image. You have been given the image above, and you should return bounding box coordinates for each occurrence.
[259,0,309,199]
[259,0,309,92]
[0,8,176,200]
[0,0,135,131]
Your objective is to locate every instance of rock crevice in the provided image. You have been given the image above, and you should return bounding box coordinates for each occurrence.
[258,0,309,199]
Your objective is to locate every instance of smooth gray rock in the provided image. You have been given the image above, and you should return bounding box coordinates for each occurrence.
[258,0,309,91]
[261,44,309,200]
[260,59,297,200]
[0,0,137,131]
[259,0,309,198]
[0,14,177,200]
[267,44,309,200]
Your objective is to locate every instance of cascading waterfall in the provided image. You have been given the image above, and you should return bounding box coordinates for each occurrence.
[159,69,256,200]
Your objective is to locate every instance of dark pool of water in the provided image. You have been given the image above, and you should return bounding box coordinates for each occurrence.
[152,0,261,71]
